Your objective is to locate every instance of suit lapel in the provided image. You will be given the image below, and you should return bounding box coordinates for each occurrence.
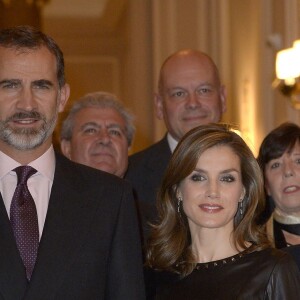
[144,136,172,172]
[0,194,28,299]
[142,136,172,195]
[25,155,104,298]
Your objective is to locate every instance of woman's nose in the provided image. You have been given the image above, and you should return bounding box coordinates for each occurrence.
[283,161,294,178]
[205,181,220,199]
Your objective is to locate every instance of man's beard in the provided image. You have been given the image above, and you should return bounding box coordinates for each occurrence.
[0,110,58,150]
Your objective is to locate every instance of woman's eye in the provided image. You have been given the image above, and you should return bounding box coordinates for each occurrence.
[270,162,280,169]
[191,174,204,181]
[221,175,235,182]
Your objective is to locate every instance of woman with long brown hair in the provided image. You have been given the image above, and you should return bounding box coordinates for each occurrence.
[146,123,300,299]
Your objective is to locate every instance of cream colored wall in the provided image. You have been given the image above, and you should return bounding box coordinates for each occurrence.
[122,0,153,153]
[41,0,300,155]
[228,0,300,155]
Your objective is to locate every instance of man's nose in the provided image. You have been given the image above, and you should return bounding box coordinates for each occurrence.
[97,130,111,145]
[16,88,38,111]
[185,93,200,109]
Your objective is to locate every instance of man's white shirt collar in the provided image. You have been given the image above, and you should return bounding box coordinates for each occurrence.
[167,133,178,153]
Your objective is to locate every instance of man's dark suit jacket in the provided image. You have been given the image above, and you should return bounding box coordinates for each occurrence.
[125,136,172,240]
[0,153,145,300]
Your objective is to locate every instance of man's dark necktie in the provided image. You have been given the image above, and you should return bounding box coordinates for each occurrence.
[10,166,39,281]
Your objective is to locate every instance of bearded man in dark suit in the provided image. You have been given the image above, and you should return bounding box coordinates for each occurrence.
[0,25,145,300]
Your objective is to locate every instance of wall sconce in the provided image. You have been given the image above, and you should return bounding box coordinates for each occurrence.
[273,40,300,110]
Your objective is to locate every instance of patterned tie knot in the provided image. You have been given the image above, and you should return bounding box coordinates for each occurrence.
[14,166,37,185]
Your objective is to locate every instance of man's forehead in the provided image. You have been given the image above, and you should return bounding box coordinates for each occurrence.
[0,46,57,74]
[78,107,123,119]
[80,121,124,128]
[165,60,213,76]
[0,45,52,56]
[76,109,126,128]
[162,69,217,89]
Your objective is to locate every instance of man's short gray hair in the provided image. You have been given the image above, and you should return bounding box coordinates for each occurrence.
[60,91,135,146]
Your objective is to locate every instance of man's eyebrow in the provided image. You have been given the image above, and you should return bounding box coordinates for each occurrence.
[79,122,125,131]
[197,83,215,87]
[107,123,126,132]
[0,79,21,85]
[32,79,54,87]
[80,122,100,130]
[167,87,186,91]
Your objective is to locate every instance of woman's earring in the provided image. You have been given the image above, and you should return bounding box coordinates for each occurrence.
[239,200,243,215]
[177,196,182,213]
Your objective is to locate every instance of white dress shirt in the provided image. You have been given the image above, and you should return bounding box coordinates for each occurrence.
[167,132,179,153]
[0,146,55,239]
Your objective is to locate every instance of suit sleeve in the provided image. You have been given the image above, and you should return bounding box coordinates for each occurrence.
[266,252,300,299]
[105,182,146,300]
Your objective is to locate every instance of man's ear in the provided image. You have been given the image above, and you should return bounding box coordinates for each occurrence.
[58,83,70,113]
[154,93,164,120]
[60,139,72,160]
[220,85,227,113]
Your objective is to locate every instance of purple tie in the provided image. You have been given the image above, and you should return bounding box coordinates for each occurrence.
[10,166,39,281]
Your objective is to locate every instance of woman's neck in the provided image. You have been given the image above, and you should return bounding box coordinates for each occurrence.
[274,208,300,224]
[190,227,241,263]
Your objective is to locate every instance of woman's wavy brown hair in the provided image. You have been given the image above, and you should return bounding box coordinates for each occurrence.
[146,123,270,277]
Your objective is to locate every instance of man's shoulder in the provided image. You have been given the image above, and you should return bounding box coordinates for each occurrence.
[129,136,170,164]
[53,153,134,218]
[55,152,126,187]
[125,137,171,181]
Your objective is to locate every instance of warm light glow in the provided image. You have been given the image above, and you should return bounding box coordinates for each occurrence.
[276,47,300,82]
[293,39,300,50]
[274,39,300,110]
[231,129,256,155]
